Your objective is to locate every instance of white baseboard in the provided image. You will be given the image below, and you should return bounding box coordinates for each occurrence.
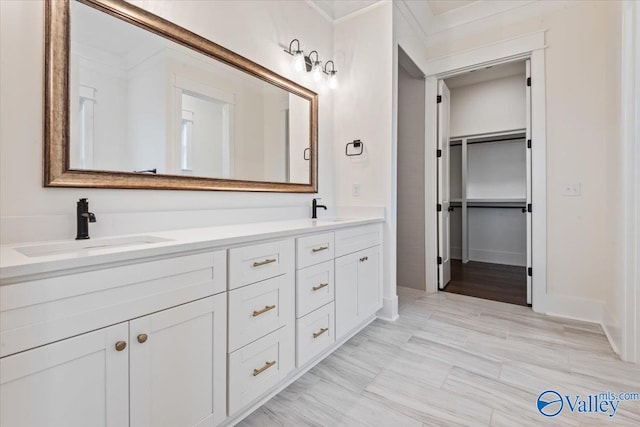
[540,293,604,325]
[450,247,525,266]
[602,307,622,356]
[468,248,526,266]
[377,295,399,321]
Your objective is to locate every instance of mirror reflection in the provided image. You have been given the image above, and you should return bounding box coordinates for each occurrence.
[69,0,311,184]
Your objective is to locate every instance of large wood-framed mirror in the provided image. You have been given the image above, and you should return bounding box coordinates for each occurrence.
[44,0,318,192]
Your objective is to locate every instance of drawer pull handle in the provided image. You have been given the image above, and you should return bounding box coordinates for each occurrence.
[312,283,329,291]
[253,360,276,376]
[313,327,329,339]
[253,258,276,267]
[115,341,127,352]
[359,256,368,262]
[312,246,329,253]
[137,334,148,344]
[252,305,276,317]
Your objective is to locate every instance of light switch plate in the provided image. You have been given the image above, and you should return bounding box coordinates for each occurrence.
[352,183,361,197]
[563,182,581,196]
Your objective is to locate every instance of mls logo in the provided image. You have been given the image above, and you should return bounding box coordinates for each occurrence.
[537,390,564,417]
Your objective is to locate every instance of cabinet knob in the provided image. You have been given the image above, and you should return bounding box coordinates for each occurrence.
[115,341,127,352]
[137,333,148,344]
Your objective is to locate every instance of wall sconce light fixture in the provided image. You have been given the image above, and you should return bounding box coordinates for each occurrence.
[284,39,305,72]
[324,60,338,89]
[307,51,323,82]
[284,39,338,89]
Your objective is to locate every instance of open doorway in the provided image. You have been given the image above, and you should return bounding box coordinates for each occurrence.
[437,60,532,306]
[397,48,427,292]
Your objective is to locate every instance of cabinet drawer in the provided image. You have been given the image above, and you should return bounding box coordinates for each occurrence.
[335,224,382,257]
[228,274,294,352]
[228,326,294,415]
[296,232,334,269]
[296,302,335,367]
[228,239,294,290]
[0,250,226,358]
[296,260,334,318]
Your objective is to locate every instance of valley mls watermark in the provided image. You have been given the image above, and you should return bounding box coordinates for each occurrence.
[537,390,640,418]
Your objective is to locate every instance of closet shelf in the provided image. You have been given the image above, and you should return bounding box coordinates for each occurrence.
[450,198,526,209]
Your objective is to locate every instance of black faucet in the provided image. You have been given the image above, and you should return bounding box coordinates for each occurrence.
[312,198,327,219]
[76,198,96,240]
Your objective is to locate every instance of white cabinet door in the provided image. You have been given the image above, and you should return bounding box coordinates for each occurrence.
[129,295,227,427]
[335,246,382,340]
[335,253,359,340]
[357,246,381,318]
[0,323,129,427]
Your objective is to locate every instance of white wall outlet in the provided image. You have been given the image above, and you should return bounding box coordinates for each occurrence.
[563,182,581,196]
[352,183,361,197]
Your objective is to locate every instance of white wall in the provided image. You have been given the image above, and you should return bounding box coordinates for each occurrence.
[423,1,623,326]
[0,0,334,243]
[333,2,395,318]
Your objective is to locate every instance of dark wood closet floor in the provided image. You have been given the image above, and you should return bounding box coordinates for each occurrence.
[442,260,527,306]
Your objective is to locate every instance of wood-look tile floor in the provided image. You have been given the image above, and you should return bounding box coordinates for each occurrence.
[239,288,640,427]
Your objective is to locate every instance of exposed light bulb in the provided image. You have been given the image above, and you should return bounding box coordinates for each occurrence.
[312,62,322,82]
[292,51,305,73]
[327,71,338,89]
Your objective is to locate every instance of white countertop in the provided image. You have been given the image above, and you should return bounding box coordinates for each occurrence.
[0,217,383,283]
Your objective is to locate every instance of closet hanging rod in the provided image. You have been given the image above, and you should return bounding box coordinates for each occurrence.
[449,205,525,209]
[450,137,525,147]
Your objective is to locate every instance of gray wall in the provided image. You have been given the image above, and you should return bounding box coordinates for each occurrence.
[397,58,426,290]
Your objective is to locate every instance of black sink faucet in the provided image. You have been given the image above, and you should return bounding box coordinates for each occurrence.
[312,198,327,219]
[76,198,96,240]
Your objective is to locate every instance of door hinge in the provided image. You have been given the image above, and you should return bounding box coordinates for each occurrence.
[527,267,532,277]
[436,149,442,158]
[437,95,442,103]
[437,256,443,265]
[437,204,442,212]
[527,139,531,149]
[527,203,532,213]
[527,77,531,87]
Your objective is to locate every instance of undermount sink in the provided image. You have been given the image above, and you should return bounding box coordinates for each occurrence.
[16,235,173,258]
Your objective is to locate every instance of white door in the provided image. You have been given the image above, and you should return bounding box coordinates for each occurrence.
[335,253,359,339]
[129,295,227,427]
[437,80,452,289]
[0,323,129,427]
[357,246,381,317]
[525,59,533,305]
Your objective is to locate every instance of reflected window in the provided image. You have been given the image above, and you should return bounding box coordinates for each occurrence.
[78,85,96,168]
[181,110,194,171]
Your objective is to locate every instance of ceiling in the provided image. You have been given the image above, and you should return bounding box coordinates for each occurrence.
[425,0,475,15]
[444,60,526,89]
[309,0,477,21]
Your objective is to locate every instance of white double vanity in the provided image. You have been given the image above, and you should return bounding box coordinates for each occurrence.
[0,217,383,426]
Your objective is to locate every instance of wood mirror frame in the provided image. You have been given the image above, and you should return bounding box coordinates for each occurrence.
[44,0,318,192]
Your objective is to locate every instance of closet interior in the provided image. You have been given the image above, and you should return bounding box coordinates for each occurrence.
[439,60,530,306]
